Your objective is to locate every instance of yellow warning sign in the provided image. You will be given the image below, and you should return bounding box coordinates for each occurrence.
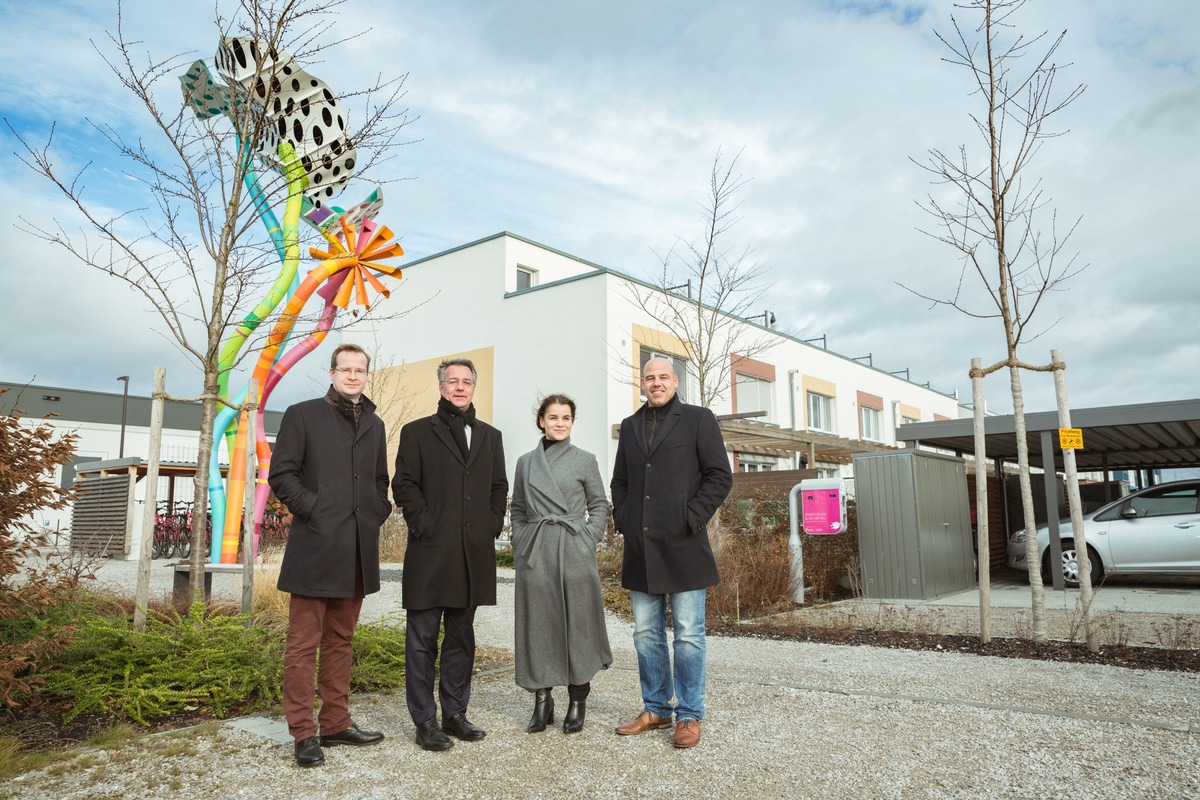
[1059,428,1084,450]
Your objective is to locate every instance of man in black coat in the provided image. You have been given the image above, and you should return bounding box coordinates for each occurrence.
[393,357,508,751]
[269,343,393,767]
[611,357,732,749]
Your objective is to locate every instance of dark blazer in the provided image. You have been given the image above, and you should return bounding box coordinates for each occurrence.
[611,399,732,594]
[269,392,392,598]
[392,410,508,609]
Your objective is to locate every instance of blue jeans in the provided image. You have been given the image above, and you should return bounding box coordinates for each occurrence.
[630,589,707,721]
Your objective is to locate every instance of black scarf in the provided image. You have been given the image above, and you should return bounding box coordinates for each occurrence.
[437,396,476,457]
[326,385,363,427]
[643,393,678,450]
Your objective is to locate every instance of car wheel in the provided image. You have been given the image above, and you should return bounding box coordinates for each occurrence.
[1044,541,1103,588]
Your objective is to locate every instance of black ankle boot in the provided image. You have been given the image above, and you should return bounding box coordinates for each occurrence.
[563,699,585,734]
[525,689,554,733]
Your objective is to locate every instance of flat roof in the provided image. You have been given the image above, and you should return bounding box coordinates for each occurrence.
[1,381,284,435]
[896,398,1200,471]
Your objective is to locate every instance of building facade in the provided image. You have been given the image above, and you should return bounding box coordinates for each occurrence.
[371,233,965,482]
[0,381,282,535]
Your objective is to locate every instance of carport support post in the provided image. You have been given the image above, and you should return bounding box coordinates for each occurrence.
[788,483,807,604]
[971,358,991,643]
[1040,432,1065,590]
[1053,349,1098,653]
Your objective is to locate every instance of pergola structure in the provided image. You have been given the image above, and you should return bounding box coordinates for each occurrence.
[612,413,899,466]
[714,413,899,465]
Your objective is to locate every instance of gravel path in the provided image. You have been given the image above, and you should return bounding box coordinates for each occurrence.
[2,560,1197,799]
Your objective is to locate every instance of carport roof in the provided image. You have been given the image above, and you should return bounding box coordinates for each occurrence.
[896,398,1200,472]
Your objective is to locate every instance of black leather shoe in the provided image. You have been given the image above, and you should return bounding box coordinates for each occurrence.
[294,736,325,767]
[563,699,585,734]
[442,711,487,741]
[321,722,384,747]
[526,689,554,734]
[415,719,454,751]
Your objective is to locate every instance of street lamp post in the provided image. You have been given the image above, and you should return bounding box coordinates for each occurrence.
[117,375,130,458]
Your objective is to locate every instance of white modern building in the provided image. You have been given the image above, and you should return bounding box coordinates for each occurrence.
[371,232,966,481]
[0,381,281,545]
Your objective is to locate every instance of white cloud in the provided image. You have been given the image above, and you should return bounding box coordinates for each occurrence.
[1,0,1196,417]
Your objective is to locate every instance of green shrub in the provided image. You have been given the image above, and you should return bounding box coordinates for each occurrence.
[36,601,407,729]
[45,604,284,725]
[349,617,407,691]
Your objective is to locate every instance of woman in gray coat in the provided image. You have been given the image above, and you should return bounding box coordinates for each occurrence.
[511,394,612,734]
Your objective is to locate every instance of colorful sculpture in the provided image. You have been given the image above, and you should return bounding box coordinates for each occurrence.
[181,37,404,564]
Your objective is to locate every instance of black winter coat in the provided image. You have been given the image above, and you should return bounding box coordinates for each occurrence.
[269,392,392,598]
[610,399,732,594]
[392,411,508,609]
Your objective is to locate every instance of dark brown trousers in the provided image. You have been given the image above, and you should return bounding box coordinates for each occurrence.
[283,593,364,741]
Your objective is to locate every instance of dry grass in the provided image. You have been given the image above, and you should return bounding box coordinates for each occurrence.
[710,528,792,622]
[598,495,861,623]
[1150,616,1200,649]
[249,553,290,633]
[708,494,860,622]
[762,596,1200,653]
[380,512,408,563]
[250,513,408,628]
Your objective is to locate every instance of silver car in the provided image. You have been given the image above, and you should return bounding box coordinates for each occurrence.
[1007,479,1200,587]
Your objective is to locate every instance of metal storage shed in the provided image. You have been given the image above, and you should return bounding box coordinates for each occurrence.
[853,450,975,600]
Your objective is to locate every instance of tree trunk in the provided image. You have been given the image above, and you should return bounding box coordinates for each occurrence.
[189,372,220,603]
[1010,363,1047,641]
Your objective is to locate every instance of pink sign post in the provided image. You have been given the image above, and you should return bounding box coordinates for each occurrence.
[800,479,846,535]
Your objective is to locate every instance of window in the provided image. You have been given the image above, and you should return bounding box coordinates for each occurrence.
[516,266,537,291]
[735,374,774,423]
[639,346,689,402]
[1126,486,1199,518]
[738,456,775,472]
[860,405,882,441]
[806,392,835,433]
[901,416,919,426]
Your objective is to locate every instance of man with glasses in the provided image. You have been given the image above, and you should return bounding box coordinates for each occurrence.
[269,343,393,767]
[393,357,508,751]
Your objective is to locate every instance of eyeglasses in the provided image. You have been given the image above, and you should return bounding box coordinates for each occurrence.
[441,378,475,387]
[333,368,368,376]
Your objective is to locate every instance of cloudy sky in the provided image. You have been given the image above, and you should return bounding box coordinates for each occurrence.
[1,0,1196,416]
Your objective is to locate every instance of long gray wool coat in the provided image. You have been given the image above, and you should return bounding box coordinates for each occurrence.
[510,438,613,690]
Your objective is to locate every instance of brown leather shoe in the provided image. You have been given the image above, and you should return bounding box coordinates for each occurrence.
[673,718,701,749]
[615,710,673,735]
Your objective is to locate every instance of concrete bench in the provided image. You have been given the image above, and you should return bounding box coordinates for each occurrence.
[173,563,244,605]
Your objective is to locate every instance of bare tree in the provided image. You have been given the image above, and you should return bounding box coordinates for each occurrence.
[7,0,413,598]
[907,0,1086,642]
[623,148,773,408]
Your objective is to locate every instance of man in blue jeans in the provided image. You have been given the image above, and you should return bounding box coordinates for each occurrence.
[610,357,732,749]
